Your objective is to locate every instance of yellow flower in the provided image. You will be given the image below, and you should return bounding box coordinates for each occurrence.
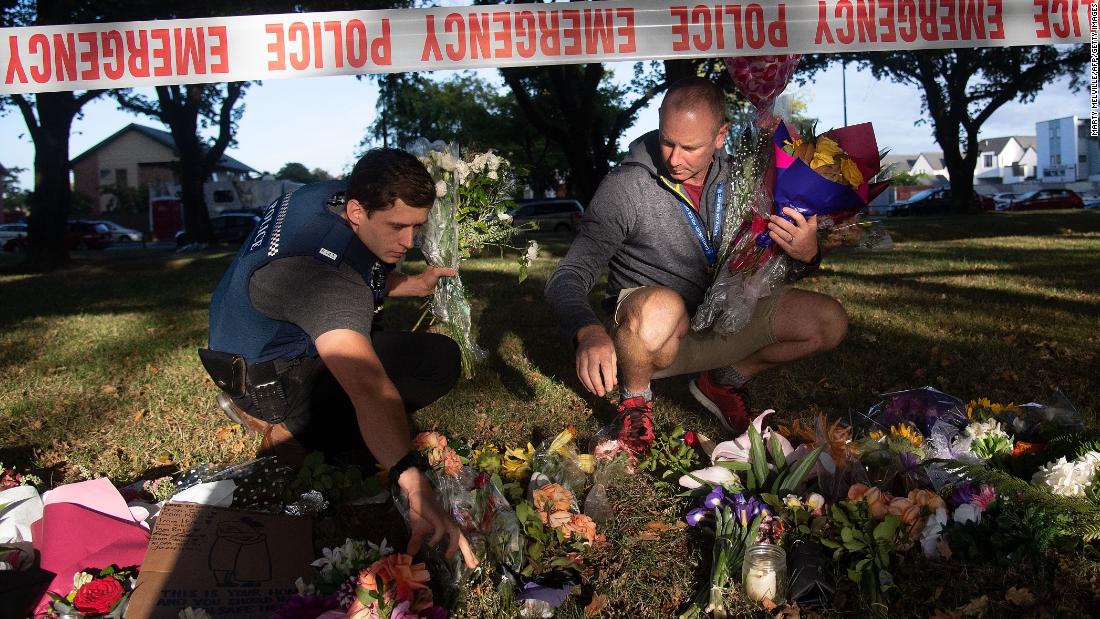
[548,426,577,457]
[889,423,924,448]
[840,157,863,188]
[575,454,595,475]
[868,430,885,441]
[502,443,534,481]
[809,136,843,169]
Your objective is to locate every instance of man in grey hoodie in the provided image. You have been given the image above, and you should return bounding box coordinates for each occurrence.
[544,77,847,453]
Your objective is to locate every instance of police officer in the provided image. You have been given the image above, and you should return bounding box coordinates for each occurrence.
[200,148,476,568]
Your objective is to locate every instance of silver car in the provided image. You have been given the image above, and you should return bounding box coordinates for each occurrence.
[89,220,143,242]
[0,222,27,251]
[509,199,585,235]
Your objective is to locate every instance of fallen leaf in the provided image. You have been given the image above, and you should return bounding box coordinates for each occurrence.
[1005,587,1035,607]
[100,384,117,394]
[958,595,988,616]
[634,531,660,541]
[157,452,173,464]
[133,409,146,422]
[584,593,608,617]
[772,602,800,618]
[761,597,779,612]
[644,520,672,533]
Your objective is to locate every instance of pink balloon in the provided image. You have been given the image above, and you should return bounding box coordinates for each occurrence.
[724,54,801,111]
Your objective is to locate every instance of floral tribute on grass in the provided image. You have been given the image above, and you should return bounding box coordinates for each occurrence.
[661,386,1100,617]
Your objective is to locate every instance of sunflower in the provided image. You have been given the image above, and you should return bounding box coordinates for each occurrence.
[889,422,924,448]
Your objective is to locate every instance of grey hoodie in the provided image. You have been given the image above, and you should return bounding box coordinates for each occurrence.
[544,130,733,343]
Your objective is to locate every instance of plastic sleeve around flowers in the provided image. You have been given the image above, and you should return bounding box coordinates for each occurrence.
[420,160,487,379]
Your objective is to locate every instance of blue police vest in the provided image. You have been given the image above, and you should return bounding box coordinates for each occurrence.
[207,180,390,363]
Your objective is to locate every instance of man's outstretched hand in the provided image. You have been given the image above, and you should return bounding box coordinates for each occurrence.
[398,468,479,569]
[575,324,617,397]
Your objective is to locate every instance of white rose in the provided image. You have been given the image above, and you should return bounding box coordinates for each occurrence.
[524,240,539,263]
[434,180,447,198]
[454,160,470,185]
[439,152,458,172]
[471,152,490,173]
[953,503,982,525]
[488,169,498,180]
[487,153,502,172]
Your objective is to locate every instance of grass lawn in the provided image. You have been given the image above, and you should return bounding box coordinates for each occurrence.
[2,209,1099,616]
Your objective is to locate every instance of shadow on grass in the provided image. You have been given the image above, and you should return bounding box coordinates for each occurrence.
[882,209,1100,243]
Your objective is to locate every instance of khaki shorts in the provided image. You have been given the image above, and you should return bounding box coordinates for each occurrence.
[612,286,788,379]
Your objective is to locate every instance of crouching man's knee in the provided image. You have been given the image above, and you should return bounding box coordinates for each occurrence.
[817,297,848,352]
[616,287,689,351]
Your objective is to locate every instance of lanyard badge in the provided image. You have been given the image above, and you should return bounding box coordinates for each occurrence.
[676,177,726,267]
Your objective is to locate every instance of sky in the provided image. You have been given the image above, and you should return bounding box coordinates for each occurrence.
[0,61,1088,192]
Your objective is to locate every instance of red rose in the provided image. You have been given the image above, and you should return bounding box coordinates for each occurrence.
[72,576,125,615]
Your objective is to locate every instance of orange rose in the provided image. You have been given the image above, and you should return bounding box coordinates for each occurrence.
[545,510,573,529]
[533,483,574,513]
[847,483,870,501]
[563,514,597,542]
[441,448,463,477]
[413,431,448,451]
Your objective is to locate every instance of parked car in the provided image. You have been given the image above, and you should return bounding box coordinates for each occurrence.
[1080,192,1100,209]
[89,220,143,243]
[175,213,260,246]
[991,192,1021,210]
[0,222,27,251]
[509,199,585,234]
[1006,189,1084,211]
[4,220,113,251]
[888,188,992,216]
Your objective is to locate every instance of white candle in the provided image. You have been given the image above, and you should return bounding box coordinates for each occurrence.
[744,567,777,602]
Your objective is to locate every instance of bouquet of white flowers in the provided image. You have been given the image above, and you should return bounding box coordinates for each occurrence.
[412,140,536,378]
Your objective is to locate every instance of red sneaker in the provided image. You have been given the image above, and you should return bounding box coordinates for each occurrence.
[690,372,752,435]
[615,396,656,454]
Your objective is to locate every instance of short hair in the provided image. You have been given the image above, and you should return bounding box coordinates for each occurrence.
[660,77,727,128]
[346,148,435,212]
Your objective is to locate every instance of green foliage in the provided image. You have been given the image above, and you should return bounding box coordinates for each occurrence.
[99,184,149,214]
[817,500,907,614]
[741,423,823,496]
[282,451,382,505]
[275,162,333,184]
[638,426,700,493]
[945,498,1070,565]
[941,460,1100,542]
[514,499,587,577]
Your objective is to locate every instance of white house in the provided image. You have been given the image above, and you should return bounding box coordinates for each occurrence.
[910,152,949,180]
[973,136,1037,184]
[1037,116,1100,182]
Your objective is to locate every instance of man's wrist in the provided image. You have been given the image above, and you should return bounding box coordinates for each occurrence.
[389,450,429,491]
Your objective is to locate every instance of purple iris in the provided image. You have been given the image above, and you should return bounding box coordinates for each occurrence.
[686,508,708,527]
[730,493,768,527]
[705,486,726,508]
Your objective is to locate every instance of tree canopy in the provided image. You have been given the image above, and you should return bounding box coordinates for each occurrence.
[276,162,334,184]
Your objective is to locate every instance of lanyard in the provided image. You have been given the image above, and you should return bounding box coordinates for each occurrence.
[675,179,725,265]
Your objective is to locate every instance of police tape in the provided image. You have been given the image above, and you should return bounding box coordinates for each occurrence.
[0,0,1089,95]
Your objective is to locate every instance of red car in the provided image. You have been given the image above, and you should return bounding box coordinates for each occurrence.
[1006,189,1084,210]
[6,220,114,251]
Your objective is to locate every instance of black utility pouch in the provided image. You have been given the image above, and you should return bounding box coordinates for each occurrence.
[197,348,247,398]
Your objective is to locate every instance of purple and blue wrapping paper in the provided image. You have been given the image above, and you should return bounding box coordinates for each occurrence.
[756,122,871,248]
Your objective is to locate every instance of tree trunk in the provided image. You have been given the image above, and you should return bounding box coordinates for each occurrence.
[26,92,76,268]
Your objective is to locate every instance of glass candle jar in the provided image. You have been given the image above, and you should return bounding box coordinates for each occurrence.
[742,544,787,603]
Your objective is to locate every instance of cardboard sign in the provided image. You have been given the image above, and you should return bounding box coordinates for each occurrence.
[127,502,313,619]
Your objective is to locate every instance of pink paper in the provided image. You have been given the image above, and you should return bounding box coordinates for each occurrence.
[31,501,150,615]
[42,477,141,525]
